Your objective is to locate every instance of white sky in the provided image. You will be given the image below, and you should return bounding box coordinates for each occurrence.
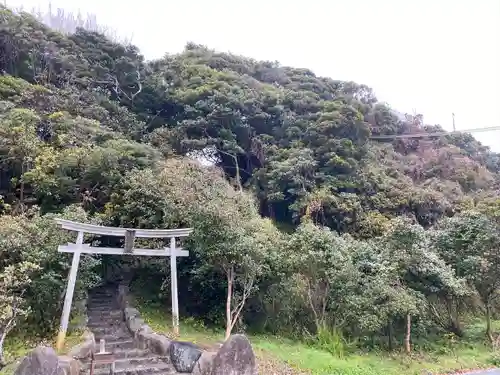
[6,0,500,150]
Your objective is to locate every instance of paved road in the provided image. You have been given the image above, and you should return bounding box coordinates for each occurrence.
[463,370,500,375]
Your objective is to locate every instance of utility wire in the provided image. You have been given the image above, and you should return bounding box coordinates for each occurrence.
[370,125,500,140]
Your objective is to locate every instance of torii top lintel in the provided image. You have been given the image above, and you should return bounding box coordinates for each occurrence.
[54,218,193,238]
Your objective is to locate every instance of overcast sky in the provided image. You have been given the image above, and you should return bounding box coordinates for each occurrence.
[6,0,500,150]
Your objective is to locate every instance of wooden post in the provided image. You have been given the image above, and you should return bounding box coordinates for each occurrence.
[170,237,179,336]
[56,231,83,351]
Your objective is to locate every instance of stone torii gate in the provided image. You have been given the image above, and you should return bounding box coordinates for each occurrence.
[54,218,193,351]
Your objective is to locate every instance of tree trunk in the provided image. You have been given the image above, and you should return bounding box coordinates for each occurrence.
[448,298,464,337]
[233,154,242,192]
[404,313,411,354]
[388,321,394,351]
[225,267,234,341]
[0,318,15,369]
[0,330,6,369]
[486,303,494,344]
[19,161,25,213]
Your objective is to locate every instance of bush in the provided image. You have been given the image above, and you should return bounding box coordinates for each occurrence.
[0,205,101,335]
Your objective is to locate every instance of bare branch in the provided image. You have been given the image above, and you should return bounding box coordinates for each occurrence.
[94,70,142,104]
[0,289,25,368]
[229,273,255,332]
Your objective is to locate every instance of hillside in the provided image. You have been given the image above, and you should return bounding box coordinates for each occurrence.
[2,6,499,227]
[2,5,500,375]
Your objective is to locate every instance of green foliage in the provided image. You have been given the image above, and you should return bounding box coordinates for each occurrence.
[0,205,101,335]
[102,159,276,335]
[314,327,349,358]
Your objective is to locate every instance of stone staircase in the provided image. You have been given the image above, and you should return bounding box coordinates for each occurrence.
[80,284,177,375]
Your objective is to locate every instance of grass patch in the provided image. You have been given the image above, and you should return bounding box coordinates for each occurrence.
[136,300,224,349]
[52,329,89,355]
[3,293,496,375]
[134,299,500,375]
[0,319,88,375]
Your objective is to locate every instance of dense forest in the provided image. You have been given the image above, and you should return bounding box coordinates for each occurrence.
[1,4,500,368]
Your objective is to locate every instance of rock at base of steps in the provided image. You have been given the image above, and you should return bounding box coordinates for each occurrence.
[58,356,80,375]
[169,341,203,373]
[67,331,94,360]
[191,352,216,375]
[14,346,63,375]
[209,335,257,375]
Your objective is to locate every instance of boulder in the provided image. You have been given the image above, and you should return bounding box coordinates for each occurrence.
[67,331,95,359]
[14,346,63,375]
[135,326,153,349]
[169,341,203,373]
[57,356,80,375]
[136,330,170,355]
[147,333,171,355]
[117,284,130,309]
[136,325,153,337]
[127,316,145,333]
[210,335,256,375]
[124,307,139,321]
[191,351,216,375]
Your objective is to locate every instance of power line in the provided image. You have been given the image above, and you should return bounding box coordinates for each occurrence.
[370,125,500,140]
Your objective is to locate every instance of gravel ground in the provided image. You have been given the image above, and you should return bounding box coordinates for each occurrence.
[256,354,308,375]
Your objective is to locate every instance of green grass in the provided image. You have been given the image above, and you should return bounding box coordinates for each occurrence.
[136,302,500,375]
[0,321,88,375]
[1,297,498,375]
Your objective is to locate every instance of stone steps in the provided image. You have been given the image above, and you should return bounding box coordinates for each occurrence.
[94,332,133,342]
[87,321,124,329]
[87,312,120,318]
[88,302,118,308]
[87,317,123,324]
[87,311,123,319]
[110,348,152,360]
[87,318,123,325]
[82,285,177,374]
[88,307,122,313]
[101,339,137,350]
[87,322,126,334]
[89,295,115,301]
[81,355,170,370]
[88,324,127,334]
[87,297,116,306]
[81,362,175,375]
[90,292,115,296]
[88,313,122,321]
[89,294,115,298]
[89,302,115,308]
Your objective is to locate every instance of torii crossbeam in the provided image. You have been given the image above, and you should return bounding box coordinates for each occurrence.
[54,219,193,350]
